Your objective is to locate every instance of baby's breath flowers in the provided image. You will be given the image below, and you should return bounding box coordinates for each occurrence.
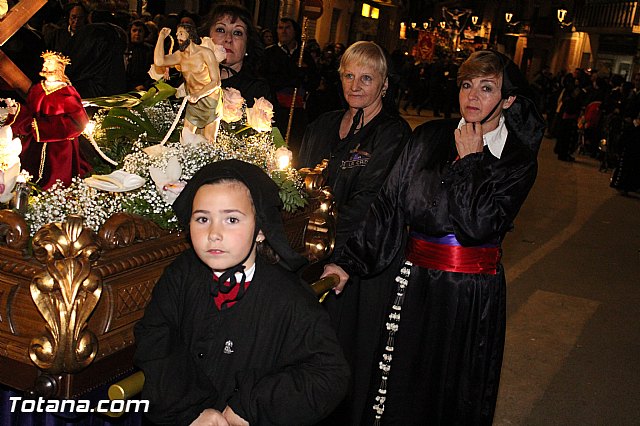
[24,106,306,235]
[25,177,123,232]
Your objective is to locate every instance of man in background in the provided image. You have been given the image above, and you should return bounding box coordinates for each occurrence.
[44,3,87,53]
[261,17,319,158]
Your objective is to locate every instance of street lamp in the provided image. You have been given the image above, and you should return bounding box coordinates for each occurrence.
[557,8,572,27]
[471,15,479,25]
[423,22,429,30]
[439,20,446,29]
[505,11,520,29]
[505,12,513,23]
[557,8,567,23]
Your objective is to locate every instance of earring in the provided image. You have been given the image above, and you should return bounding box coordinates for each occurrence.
[245,52,248,57]
[381,90,387,97]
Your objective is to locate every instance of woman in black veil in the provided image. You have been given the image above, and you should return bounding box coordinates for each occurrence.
[323,50,545,425]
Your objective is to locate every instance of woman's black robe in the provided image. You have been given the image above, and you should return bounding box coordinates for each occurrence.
[298,109,411,251]
[336,118,538,425]
[298,111,410,421]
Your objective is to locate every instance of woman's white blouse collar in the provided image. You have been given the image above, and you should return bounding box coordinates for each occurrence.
[457,115,508,159]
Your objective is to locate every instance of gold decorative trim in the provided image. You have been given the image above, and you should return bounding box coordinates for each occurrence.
[29,215,102,374]
[33,118,41,141]
[299,159,329,192]
[304,188,336,261]
[40,80,67,95]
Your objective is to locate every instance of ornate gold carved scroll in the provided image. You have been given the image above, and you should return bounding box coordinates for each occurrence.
[28,215,102,373]
[98,212,166,249]
[0,209,30,252]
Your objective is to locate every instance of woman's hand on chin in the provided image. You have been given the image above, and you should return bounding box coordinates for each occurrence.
[455,122,484,159]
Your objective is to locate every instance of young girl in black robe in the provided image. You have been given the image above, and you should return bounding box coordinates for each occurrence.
[134,160,349,425]
[323,51,546,425]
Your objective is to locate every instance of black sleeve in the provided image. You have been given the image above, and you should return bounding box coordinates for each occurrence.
[260,47,295,91]
[444,141,538,245]
[133,255,218,425]
[260,46,319,93]
[244,78,274,106]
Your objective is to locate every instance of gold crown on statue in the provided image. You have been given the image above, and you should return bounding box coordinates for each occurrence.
[41,51,71,66]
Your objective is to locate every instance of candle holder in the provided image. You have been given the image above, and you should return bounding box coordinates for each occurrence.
[11,178,30,215]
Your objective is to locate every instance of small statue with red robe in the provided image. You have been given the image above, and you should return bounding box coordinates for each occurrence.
[6,51,91,190]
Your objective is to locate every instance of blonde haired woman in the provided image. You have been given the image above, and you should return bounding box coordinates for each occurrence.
[298,41,411,424]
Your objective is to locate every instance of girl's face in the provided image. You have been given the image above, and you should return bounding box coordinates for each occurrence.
[340,62,387,111]
[209,14,248,73]
[458,74,512,130]
[189,181,263,272]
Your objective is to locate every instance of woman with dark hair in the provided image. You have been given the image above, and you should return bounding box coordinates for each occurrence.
[125,19,154,91]
[323,50,545,425]
[201,3,270,106]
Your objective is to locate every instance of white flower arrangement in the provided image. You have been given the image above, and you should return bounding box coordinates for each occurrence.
[0,125,22,203]
[23,86,307,235]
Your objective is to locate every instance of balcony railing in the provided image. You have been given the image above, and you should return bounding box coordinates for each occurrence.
[574,1,639,31]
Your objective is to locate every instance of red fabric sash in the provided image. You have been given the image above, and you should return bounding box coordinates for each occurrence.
[406,233,501,275]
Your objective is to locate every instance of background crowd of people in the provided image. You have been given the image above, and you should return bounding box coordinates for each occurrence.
[4,1,638,181]
[526,66,640,166]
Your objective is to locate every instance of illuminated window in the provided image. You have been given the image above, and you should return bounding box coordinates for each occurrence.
[361,3,371,18]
